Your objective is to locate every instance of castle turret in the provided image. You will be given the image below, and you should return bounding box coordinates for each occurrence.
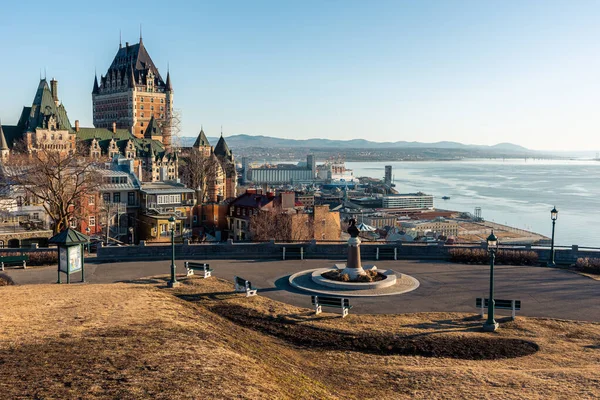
[0,120,10,161]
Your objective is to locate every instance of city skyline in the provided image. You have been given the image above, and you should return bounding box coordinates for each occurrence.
[0,1,598,151]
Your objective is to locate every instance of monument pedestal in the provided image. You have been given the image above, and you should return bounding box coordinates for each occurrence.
[342,236,366,279]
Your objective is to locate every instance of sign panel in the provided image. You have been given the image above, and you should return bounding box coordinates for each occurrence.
[59,246,69,273]
[69,245,82,273]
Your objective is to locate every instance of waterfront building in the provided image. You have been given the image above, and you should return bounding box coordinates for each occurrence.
[400,217,459,238]
[384,165,392,185]
[382,193,434,210]
[92,37,173,149]
[249,155,316,184]
[316,159,357,183]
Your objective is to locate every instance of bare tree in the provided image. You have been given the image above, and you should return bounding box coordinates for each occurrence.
[249,207,310,241]
[179,149,222,203]
[4,141,102,234]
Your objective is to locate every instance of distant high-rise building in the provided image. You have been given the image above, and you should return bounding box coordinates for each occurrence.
[307,154,316,176]
[384,165,392,185]
[92,36,173,149]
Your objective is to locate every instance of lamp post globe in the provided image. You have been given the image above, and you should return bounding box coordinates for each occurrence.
[483,230,499,332]
[129,227,134,245]
[167,216,179,288]
[548,206,558,266]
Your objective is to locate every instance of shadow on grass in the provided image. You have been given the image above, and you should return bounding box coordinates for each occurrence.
[201,302,539,360]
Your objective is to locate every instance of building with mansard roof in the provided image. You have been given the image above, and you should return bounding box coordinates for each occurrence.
[0,78,177,182]
[92,36,173,149]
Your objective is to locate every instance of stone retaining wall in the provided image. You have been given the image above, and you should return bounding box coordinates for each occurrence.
[94,241,600,265]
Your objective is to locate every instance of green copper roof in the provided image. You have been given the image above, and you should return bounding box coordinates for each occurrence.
[49,228,89,245]
[193,127,210,147]
[26,79,73,132]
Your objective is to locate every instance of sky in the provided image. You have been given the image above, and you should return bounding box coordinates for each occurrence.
[0,0,598,151]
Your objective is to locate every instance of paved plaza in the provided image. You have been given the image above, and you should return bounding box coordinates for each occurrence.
[5,259,600,322]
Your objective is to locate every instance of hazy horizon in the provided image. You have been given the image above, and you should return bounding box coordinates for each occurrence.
[0,1,598,151]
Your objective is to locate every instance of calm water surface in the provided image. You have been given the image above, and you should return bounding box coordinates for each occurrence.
[347,160,600,247]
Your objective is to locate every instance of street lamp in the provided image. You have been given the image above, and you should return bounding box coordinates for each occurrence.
[548,206,558,267]
[167,216,179,288]
[85,227,91,254]
[129,227,134,245]
[483,230,499,332]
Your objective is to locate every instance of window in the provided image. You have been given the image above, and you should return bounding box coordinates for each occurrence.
[151,98,154,103]
[140,97,144,102]
[151,106,154,111]
[113,193,120,203]
[160,98,164,103]
[103,193,110,203]
[141,113,144,118]
[70,219,77,228]
[33,212,39,220]
[193,215,198,223]
[128,192,135,206]
[89,196,95,205]
[89,216,96,226]
[140,105,144,110]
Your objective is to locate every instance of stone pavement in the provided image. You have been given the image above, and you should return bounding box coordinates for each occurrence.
[4,259,600,322]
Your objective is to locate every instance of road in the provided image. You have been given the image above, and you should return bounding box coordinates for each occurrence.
[4,259,599,322]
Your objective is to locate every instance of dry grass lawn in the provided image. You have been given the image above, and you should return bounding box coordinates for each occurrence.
[1,277,599,399]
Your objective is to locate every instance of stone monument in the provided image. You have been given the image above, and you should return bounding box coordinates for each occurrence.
[343,218,367,279]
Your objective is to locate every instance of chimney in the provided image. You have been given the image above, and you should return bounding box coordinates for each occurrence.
[75,120,80,132]
[246,188,257,194]
[50,79,59,104]
[112,122,117,133]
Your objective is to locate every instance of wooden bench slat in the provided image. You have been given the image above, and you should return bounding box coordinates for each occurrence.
[476,298,521,310]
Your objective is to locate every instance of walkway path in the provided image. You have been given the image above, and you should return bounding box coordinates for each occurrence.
[4,259,600,322]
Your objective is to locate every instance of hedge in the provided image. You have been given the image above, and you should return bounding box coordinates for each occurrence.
[576,258,600,274]
[0,251,58,266]
[449,248,539,266]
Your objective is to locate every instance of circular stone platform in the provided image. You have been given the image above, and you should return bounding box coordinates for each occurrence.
[289,268,420,297]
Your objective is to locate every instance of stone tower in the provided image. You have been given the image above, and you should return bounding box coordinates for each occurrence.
[92,36,173,149]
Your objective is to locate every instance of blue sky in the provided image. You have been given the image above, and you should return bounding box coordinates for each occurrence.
[0,1,598,151]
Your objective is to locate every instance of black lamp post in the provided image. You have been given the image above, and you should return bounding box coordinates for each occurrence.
[548,206,558,266]
[167,216,179,288]
[483,230,499,332]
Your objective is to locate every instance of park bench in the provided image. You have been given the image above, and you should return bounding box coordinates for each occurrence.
[234,276,257,297]
[376,247,397,260]
[184,262,213,278]
[311,295,352,318]
[0,254,29,271]
[282,246,303,260]
[476,297,521,320]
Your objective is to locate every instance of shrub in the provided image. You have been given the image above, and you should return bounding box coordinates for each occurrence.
[340,273,350,282]
[0,273,15,286]
[576,258,600,274]
[449,248,539,266]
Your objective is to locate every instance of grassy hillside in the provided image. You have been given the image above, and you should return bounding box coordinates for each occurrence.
[1,277,599,399]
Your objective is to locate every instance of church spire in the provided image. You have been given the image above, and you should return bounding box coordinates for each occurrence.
[92,74,99,95]
[165,69,173,91]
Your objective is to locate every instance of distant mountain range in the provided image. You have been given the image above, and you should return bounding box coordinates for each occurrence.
[179,134,531,153]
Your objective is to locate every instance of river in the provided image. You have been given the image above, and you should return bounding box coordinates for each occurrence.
[346,159,600,247]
